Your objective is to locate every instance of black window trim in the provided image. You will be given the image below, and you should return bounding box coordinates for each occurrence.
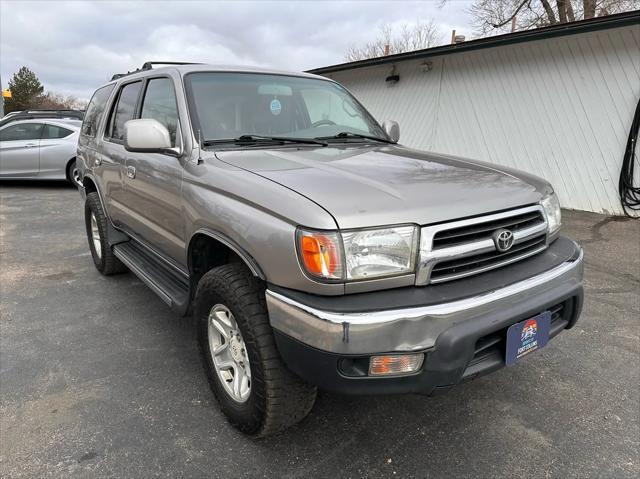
[103,79,144,145]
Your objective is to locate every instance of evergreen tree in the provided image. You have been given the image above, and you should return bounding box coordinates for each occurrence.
[4,66,44,113]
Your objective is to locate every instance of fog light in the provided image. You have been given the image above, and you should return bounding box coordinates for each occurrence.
[369,354,424,376]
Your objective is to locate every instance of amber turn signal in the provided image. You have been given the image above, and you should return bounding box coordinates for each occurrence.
[297,230,342,280]
[369,354,424,376]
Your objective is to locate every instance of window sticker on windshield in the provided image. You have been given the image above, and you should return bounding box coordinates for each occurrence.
[270,99,282,116]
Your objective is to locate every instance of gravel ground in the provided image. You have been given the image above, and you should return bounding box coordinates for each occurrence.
[1,181,638,479]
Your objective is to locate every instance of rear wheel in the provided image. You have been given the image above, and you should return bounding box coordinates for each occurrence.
[67,159,82,187]
[84,192,127,275]
[196,263,317,437]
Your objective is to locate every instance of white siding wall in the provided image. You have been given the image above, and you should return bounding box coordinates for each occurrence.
[325,25,640,215]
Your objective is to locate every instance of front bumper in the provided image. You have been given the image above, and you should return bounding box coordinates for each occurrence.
[266,237,584,395]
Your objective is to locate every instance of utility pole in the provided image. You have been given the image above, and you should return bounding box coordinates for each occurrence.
[0,75,11,117]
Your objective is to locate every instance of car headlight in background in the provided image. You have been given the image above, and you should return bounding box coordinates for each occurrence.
[297,225,418,282]
[540,192,561,236]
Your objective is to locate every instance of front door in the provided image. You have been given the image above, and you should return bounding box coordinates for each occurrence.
[120,76,186,265]
[0,122,43,177]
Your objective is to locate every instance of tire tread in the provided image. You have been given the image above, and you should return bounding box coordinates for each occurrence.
[85,192,127,275]
[195,264,316,437]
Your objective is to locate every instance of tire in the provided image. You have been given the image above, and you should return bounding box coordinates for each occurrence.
[67,159,82,187]
[84,192,127,275]
[196,263,317,437]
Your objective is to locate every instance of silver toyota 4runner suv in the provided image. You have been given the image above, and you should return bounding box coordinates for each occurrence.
[77,62,584,437]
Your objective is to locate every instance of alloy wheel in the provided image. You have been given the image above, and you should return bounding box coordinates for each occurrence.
[72,166,82,187]
[208,304,251,402]
[90,212,102,259]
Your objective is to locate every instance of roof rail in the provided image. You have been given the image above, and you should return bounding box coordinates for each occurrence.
[110,70,141,81]
[110,62,201,82]
[25,109,83,113]
[141,61,201,70]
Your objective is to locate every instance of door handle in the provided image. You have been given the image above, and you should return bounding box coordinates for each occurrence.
[24,143,37,148]
[126,165,136,179]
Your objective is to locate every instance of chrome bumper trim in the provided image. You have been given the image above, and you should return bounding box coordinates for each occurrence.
[266,247,583,355]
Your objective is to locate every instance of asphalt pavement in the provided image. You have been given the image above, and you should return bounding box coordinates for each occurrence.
[1,182,638,478]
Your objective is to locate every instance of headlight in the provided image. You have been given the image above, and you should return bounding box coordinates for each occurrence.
[342,226,418,280]
[297,225,418,282]
[540,192,561,236]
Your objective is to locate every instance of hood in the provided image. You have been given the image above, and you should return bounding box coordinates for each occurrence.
[215,145,550,229]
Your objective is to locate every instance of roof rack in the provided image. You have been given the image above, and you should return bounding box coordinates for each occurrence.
[25,109,83,114]
[110,61,201,81]
[0,109,84,128]
[141,61,201,70]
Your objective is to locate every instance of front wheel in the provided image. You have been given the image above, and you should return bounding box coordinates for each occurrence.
[196,264,317,437]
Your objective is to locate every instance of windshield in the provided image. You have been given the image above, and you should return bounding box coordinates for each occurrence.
[184,72,388,143]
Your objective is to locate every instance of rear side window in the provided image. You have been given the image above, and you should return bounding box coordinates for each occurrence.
[107,81,142,142]
[0,123,44,141]
[43,124,73,139]
[140,78,179,146]
[82,84,115,137]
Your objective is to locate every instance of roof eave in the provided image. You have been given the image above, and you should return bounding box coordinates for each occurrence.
[308,10,640,75]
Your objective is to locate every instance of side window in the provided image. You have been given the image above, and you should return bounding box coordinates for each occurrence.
[82,84,115,137]
[43,124,73,139]
[0,123,44,141]
[107,81,142,142]
[140,78,179,146]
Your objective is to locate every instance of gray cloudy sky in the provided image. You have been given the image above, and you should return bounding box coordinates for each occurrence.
[0,0,472,100]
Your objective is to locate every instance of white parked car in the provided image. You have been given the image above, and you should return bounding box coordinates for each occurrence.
[0,119,82,186]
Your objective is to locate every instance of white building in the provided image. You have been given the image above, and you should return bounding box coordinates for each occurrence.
[311,12,640,216]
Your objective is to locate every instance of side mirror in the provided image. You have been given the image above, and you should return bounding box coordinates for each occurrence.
[124,119,180,156]
[382,120,400,143]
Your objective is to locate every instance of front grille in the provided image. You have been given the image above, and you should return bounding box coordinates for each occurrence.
[432,210,544,249]
[417,206,548,285]
[430,234,547,282]
[462,302,569,380]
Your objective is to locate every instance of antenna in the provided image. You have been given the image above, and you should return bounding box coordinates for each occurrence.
[197,129,204,165]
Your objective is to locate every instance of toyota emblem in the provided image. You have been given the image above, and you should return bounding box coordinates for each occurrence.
[493,228,515,252]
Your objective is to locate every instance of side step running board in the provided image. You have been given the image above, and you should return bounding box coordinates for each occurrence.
[113,241,190,315]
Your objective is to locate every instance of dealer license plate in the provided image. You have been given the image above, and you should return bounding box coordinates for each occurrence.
[505,311,551,366]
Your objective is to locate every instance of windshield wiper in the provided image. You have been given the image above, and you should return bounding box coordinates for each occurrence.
[315,132,395,144]
[204,134,327,147]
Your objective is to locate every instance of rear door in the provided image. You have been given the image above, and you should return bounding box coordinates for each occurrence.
[100,80,143,227]
[121,76,186,264]
[78,83,116,210]
[38,123,77,178]
[0,122,43,177]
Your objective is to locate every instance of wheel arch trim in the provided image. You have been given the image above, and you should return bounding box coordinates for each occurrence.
[188,228,266,280]
[81,173,129,246]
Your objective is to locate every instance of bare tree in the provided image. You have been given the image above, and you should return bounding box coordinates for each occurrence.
[36,92,87,110]
[464,0,639,35]
[345,20,443,62]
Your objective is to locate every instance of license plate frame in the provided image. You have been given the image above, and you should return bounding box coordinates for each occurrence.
[505,311,551,366]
